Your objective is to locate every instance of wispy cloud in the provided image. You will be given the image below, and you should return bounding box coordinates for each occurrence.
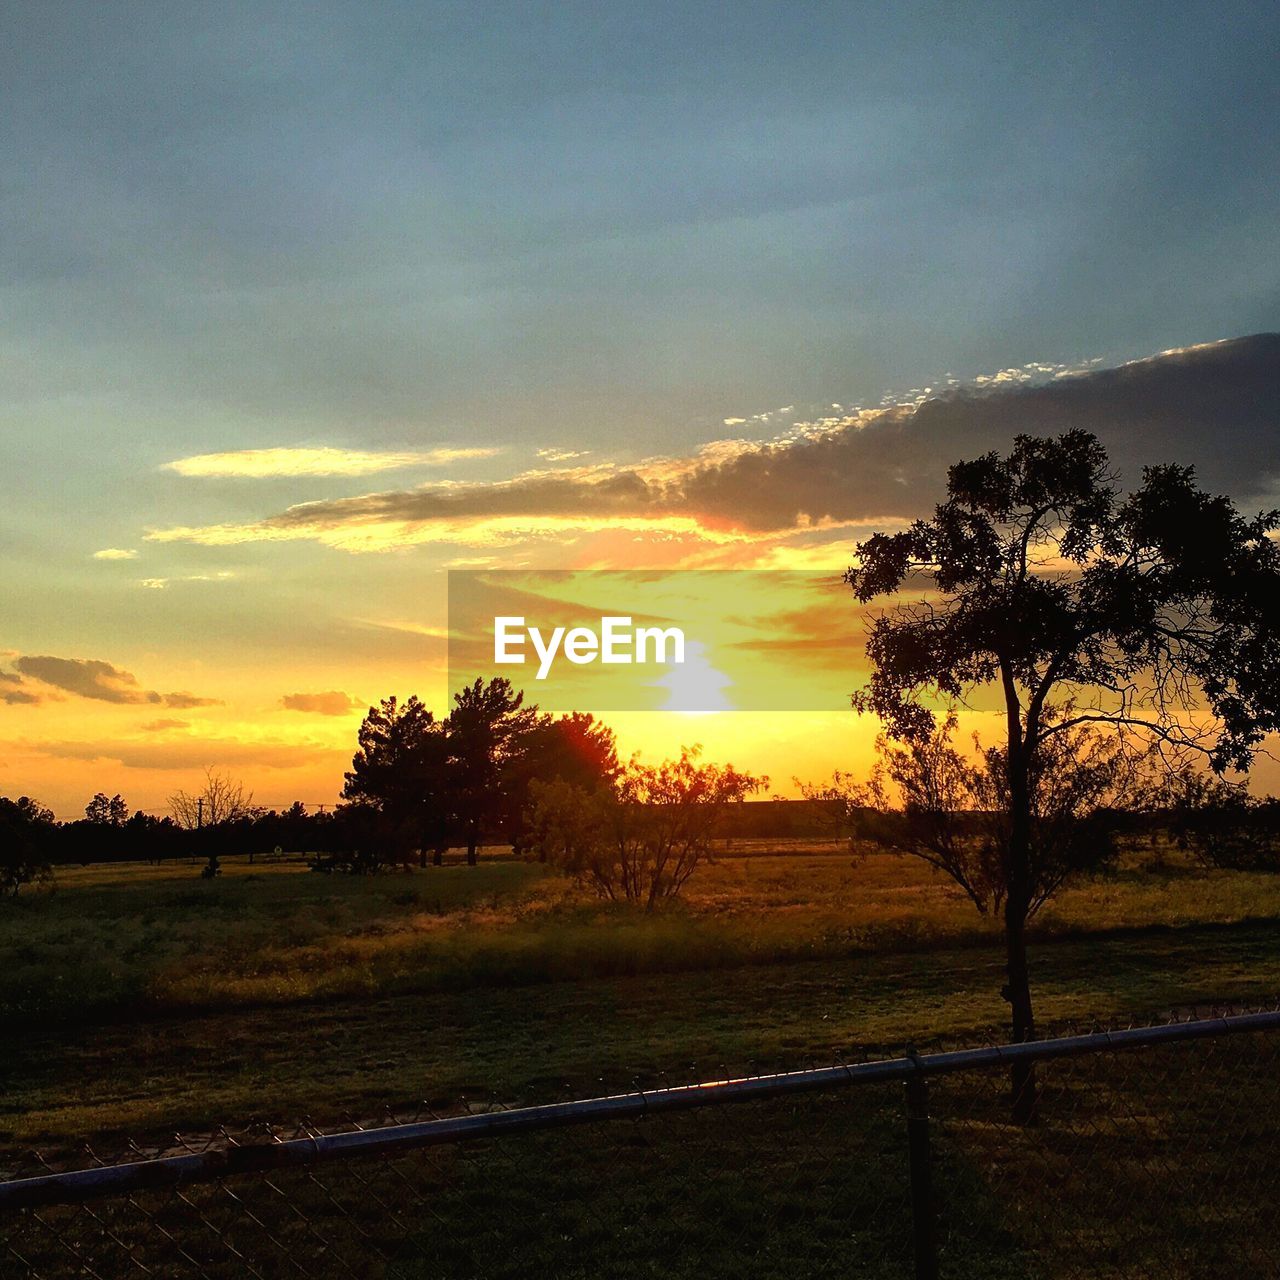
[0,671,42,705]
[11,656,222,708]
[281,691,360,716]
[92,547,138,561]
[164,446,499,478]
[138,571,236,590]
[27,737,331,771]
[536,448,591,463]
[144,337,1280,557]
[148,512,760,553]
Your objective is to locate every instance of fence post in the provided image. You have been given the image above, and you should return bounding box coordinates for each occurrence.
[904,1056,938,1280]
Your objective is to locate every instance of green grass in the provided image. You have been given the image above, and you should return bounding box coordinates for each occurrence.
[2,842,1280,1155]
[6,840,1280,1030]
[0,853,546,1023]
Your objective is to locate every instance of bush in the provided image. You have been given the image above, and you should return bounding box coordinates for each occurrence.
[1166,775,1280,870]
[526,748,763,909]
[0,796,56,897]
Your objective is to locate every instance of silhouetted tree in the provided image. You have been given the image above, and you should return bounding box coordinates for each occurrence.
[526,747,763,908]
[505,711,620,855]
[169,769,255,828]
[834,710,1146,911]
[1157,769,1280,871]
[85,792,129,826]
[168,769,257,877]
[447,678,539,865]
[343,696,450,867]
[847,431,1280,1121]
[0,796,56,897]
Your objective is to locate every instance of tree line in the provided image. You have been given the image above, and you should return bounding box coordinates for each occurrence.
[0,676,763,897]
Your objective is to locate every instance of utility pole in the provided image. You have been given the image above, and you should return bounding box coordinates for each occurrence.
[197,797,203,830]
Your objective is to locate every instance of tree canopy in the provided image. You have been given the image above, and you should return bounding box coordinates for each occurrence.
[849,430,1280,769]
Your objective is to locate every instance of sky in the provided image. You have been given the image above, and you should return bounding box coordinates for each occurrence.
[2,1,1279,816]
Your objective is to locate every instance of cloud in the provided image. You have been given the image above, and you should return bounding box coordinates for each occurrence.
[281,691,360,716]
[11,656,222,708]
[29,738,331,771]
[140,718,189,732]
[138,571,236,590]
[0,671,41,705]
[536,448,591,462]
[162,692,222,709]
[164,446,499,478]
[92,548,138,561]
[148,510,754,553]
[145,335,1280,554]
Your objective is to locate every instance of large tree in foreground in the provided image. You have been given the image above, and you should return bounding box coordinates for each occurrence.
[846,430,1280,1118]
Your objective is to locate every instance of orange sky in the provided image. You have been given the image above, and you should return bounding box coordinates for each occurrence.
[6,340,1280,818]
[3,524,929,818]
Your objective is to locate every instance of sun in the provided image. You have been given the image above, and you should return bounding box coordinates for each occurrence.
[652,640,734,714]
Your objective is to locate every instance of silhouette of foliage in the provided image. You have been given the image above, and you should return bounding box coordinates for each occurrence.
[837,711,1147,915]
[847,430,1280,1119]
[1158,770,1280,871]
[168,770,258,878]
[343,695,450,867]
[505,711,620,855]
[527,747,764,909]
[447,678,540,865]
[0,795,56,897]
[84,792,129,826]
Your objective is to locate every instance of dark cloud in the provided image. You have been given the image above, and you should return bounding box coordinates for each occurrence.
[162,692,223,709]
[214,335,1280,543]
[11,656,221,708]
[0,671,41,705]
[281,691,360,716]
[683,334,1280,528]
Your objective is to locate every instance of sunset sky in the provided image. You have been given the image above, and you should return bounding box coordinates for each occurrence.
[2,2,1279,816]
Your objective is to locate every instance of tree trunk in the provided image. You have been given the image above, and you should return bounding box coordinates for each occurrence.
[1002,682,1039,1125]
[466,826,478,866]
[432,846,443,866]
[1004,897,1038,1124]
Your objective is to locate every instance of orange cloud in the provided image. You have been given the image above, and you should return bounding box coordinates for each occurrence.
[281,691,361,716]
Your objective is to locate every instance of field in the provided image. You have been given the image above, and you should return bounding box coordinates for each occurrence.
[3,838,1280,1168]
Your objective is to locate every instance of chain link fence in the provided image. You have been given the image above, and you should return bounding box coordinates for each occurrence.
[3,1009,1278,1278]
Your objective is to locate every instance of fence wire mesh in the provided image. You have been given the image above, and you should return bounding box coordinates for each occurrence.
[3,1012,1278,1279]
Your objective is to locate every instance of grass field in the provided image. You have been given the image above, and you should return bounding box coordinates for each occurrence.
[6,840,1280,1029]
[3,838,1280,1165]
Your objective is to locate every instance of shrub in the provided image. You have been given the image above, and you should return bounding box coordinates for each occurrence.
[0,796,56,898]
[527,748,763,909]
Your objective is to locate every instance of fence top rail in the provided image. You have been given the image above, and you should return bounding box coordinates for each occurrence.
[4,1008,1278,1212]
